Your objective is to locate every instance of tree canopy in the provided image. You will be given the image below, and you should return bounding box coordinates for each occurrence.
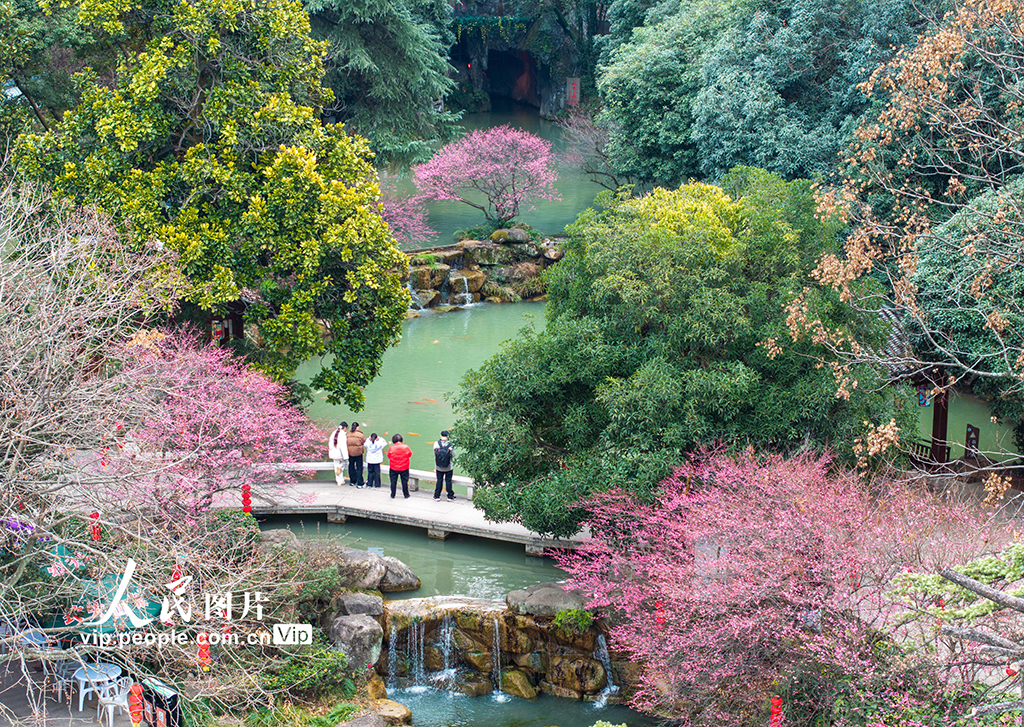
[598,0,939,185]
[453,167,905,536]
[306,0,461,167]
[15,0,409,409]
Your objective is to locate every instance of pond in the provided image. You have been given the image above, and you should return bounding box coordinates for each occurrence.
[261,515,564,602]
[299,301,546,474]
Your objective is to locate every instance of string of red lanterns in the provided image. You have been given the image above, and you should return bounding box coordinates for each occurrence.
[241,483,252,515]
[197,632,211,672]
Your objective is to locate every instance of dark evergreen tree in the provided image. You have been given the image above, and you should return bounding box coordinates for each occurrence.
[306,0,461,167]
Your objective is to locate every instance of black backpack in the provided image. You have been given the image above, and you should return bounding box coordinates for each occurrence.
[435,441,453,468]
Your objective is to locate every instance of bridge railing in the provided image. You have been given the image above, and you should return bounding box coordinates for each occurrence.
[275,462,477,498]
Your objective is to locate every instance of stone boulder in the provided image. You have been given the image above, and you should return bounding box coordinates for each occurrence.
[379,556,421,593]
[335,715,387,727]
[448,268,487,294]
[506,583,584,619]
[330,615,383,671]
[462,649,494,673]
[501,669,537,699]
[409,264,450,290]
[336,548,388,590]
[259,529,299,547]
[512,650,546,673]
[507,227,531,243]
[539,680,581,700]
[458,240,513,267]
[511,242,541,258]
[374,699,412,726]
[543,246,564,262]
[333,592,384,617]
[456,673,493,697]
[548,655,606,694]
[366,673,388,700]
[410,289,441,309]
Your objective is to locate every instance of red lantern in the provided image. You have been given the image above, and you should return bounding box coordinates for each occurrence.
[1008,663,1019,677]
[769,694,783,727]
[654,600,666,630]
[89,512,101,542]
[197,632,211,672]
[128,683,144,727]
[241,483,252,515]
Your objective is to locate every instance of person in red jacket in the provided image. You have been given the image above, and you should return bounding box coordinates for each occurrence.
[386,434,413,499]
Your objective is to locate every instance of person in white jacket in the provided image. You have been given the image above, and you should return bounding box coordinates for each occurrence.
[328,422,348,485]
[364,433,386,489]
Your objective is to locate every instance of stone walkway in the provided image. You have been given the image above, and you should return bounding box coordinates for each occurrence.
[249,479,588,555]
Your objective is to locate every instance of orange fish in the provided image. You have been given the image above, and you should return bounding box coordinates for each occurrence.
[408,432,420,436]
[423,398,437,402]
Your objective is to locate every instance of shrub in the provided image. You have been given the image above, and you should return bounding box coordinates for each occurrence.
[260,639,354,701]
[553,608,594,635]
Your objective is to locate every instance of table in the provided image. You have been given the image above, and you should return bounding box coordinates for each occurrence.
[74,663,122,711]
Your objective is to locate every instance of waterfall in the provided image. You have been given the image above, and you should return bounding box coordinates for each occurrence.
[432,613,457,692]
[387,625,397,689]
[593,634,620,708]
[408,621,427,690]
[451,275,472,306]
[491,618,509,702]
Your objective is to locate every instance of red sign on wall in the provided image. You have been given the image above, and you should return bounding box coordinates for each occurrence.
[566,77,580,106]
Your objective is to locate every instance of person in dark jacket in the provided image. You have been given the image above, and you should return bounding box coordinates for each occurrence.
[432,430,455,501]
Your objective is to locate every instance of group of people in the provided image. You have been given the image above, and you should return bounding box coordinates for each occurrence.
[327,422,457,501]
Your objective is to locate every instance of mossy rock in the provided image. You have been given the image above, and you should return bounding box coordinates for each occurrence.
[490,229,510,242]
[501,668,537,699]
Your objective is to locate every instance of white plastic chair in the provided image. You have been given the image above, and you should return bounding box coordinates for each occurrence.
[96,677,132,727]
[43,660,78,702]
[74,666,116,711]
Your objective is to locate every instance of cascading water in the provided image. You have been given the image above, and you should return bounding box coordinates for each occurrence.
[593,634,620,708]
[387,625,398,689]
[491,618,509,702]
[407,620,428,692]
[451,275,473,306]
[432,613,457,692]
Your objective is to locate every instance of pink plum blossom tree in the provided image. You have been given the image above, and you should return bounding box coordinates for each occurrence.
[106,330,322,519]
[378,174,436,247]
[557,450,996,726]
[413,124,559,224]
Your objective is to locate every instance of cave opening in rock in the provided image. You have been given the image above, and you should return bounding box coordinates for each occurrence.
[486,49,541,108]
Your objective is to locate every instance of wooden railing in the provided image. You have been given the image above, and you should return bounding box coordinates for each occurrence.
[908,439,952,469]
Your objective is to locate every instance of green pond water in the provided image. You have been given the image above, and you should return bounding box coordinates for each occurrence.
[393,98,604,248]
[262,515,564,602]
[299,302,546,477]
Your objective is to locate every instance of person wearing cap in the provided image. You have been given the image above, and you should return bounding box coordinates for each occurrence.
[432,430,455,502]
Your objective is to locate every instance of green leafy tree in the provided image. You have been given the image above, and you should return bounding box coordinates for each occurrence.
[691,0,939,180]
[16,0,409,408]
[453,167,906,536]
[0,0,101,136]
[597,0,735,186]
[306,0,461,167]
[598,0,939,185]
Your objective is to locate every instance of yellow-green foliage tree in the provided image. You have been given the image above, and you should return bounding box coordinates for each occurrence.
[16,0,409,408]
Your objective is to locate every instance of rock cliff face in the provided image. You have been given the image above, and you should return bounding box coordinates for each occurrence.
[377,587,632,702]
[404,231,562,310]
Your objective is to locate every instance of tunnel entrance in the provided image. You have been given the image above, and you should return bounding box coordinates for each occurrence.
[486,49,542,109]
